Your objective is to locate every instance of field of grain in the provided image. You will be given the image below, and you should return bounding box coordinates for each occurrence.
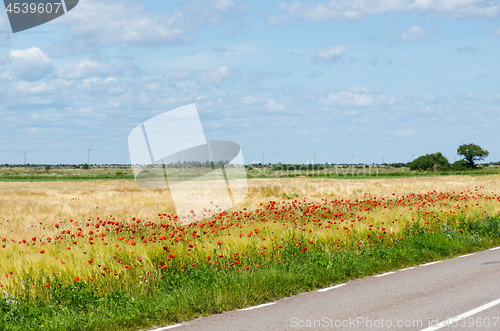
[1,175,500,330]
[2,175,500,226]
[0,176,499,294]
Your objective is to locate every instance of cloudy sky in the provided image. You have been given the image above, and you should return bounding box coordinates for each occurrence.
[0,0,499,165]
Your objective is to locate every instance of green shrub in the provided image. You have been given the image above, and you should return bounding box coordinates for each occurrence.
[410,152,449,171]
[452,160,468,171]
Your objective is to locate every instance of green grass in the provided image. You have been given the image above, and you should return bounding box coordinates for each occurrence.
[1,165,500,182]
[246,168,500,179]
[1,215,500,331]
[0,167,135,182]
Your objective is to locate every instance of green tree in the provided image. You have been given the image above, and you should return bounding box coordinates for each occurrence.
[82,163,89,170]
[409,152,449,171]
[457,143,489,168]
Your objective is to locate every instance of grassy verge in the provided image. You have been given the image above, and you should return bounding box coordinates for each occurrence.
[2,215,500,331]
[1,165,500,182]
[246,169,500,180]
[0,176,134,182]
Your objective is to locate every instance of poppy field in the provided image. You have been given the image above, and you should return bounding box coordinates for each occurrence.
[1,176,500,330]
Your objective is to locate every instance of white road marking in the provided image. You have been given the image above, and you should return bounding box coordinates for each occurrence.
[420,297,500,331]
[239,302,275,311]
[489,246,500,251]
[318,283,346,292]
[373,271,395,278]
[399,267,415,271]
[152,324,184,330]
[421,261,442,266]
[458,253,475,258]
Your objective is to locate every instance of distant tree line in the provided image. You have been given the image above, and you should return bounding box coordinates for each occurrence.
[409,143,489,171]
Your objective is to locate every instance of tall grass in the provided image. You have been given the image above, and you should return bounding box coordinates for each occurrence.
[1,215,500,331]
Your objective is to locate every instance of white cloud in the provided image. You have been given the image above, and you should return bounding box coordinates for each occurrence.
[456,46,477,52]
[267,98,286,111]
[322,91,373,107]
[57,59,120,79]
[320,88,395,107]
[9,48,53,82]
[400,26,431,42]
[77,77,129,97]
[164,69,196,81]
[80,76,118,87]
[0,11,10,46]
[278,0,500,21]
[54,0,188,46]
[395,129,414,136]
[12,79,72,94]
[165,66,239,87]
[198,66,238,86]
[312,45,349,65]
[240,96,261,104]
[265,14,288,26]
[182,0,249,25]
[457,93,500,104]
[246,70,274,83]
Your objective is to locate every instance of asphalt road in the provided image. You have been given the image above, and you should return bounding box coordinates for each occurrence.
[151,247,500,331]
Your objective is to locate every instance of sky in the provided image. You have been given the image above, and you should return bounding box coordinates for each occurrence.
[0,0,499,165]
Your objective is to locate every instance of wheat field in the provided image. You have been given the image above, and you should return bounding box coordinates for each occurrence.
[1,175,500,239]
[0,175,499,298]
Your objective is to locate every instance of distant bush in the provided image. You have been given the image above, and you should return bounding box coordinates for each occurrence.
[82,164,89,170]
[452,160,468,171]
[45,165,51,171]
[410,152,449,171]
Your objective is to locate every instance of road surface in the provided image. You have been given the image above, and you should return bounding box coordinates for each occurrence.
[151,247,500,331]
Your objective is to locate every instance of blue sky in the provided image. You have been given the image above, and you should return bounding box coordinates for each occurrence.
[0,0,499,165]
